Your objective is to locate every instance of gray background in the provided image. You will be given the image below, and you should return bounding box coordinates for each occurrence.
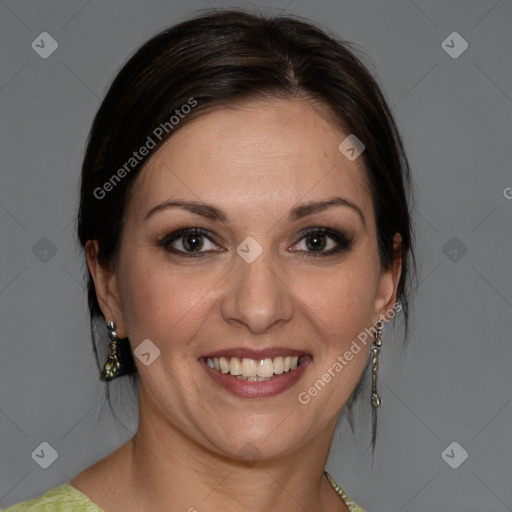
[1,1,511,511]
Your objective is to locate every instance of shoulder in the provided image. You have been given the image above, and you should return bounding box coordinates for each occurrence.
[1,484,104,512]
[324,471,367,512]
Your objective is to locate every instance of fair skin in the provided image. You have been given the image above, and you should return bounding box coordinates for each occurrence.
[71,97,402,512]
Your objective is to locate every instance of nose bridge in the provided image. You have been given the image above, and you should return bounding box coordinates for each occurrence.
[221,246,293,333]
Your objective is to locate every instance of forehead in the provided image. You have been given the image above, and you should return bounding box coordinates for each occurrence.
[127,98,373,223]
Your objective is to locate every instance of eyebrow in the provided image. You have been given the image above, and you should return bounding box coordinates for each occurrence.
[144,196,366,227]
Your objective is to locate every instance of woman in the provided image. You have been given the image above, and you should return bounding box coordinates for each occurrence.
[5,8,415,512]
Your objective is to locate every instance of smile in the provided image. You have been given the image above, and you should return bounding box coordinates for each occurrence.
[199,353,312,399]
[205,355,304,381]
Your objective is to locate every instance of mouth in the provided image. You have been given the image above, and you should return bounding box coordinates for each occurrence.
[198,351,312,399]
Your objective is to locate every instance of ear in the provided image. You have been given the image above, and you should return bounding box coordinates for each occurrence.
[85,240,127,338]
[373,233,403,323]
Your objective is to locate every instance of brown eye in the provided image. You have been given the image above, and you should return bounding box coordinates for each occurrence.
[291,228,354,256]
[303,233,331,252]
[159,228,221,257]
[181,233,205,252]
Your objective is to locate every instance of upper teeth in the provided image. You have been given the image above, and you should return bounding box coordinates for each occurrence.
[206,356,301,378]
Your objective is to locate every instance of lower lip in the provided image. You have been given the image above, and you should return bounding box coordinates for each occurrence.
[199,356,312,399]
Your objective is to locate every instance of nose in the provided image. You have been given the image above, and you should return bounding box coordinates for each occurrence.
[221,248,294,334]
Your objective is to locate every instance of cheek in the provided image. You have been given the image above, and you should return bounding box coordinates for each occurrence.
[117,251,218,349]
[293,257,380,343]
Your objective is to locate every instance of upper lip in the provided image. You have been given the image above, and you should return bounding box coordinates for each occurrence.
[200,347,310,360]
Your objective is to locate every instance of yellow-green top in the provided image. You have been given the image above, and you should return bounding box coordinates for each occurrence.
[2,471,365,511]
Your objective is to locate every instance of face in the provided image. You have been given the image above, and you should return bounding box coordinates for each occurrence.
[87,98,401,460]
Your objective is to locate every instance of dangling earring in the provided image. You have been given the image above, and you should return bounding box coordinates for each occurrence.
[371,321,383,407]
[100,321,122,381]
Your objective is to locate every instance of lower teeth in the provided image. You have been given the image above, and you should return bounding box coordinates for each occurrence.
[235,375,273,382]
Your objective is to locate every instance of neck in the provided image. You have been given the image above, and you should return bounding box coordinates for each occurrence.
[121,390,346,512]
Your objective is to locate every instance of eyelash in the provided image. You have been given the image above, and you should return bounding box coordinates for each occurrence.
[158,227,355,259]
